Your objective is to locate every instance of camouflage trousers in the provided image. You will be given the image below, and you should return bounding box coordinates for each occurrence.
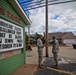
[53,53,58,66]
[38,50,43,67]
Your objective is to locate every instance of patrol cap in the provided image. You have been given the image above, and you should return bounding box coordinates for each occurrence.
[52,35,56,39]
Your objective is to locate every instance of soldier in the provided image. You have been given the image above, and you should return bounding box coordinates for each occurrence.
[52,36,59,68]
[37,36,44,68]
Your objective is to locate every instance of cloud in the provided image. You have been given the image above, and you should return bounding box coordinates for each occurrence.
[25,1,76,34]
[28,8,45,34]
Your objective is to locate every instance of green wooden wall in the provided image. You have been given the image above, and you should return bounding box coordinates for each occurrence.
[0,0,26,75]
[0,54,24,75]
[0,0,26,26]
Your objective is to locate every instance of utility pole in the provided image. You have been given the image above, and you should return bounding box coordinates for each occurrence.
[45,0,48,57]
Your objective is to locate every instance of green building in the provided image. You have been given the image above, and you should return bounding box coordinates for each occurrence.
[0,0,31,75]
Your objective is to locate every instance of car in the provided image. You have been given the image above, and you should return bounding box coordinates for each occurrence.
[72,44,76,49]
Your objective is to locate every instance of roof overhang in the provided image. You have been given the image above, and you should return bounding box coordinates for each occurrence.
[8,0,31,25]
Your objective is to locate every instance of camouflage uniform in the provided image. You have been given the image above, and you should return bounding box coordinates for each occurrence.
[52,39,59,67]
[37,39,43,67]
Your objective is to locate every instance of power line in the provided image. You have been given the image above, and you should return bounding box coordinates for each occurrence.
[20,0,34,4]
[23,0,76,11]
[21,0,45,6]
[21,0,58,8]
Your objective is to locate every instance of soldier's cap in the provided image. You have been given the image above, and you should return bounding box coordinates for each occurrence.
[52,35,56,39]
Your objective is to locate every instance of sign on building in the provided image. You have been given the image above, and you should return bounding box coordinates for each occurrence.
[0,18,23,52]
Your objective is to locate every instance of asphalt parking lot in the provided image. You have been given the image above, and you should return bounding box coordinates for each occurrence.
[26,45,76,64]
[10,45,76,75]
[26,45,76,75]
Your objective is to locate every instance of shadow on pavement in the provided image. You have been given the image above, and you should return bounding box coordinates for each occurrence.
[34,57,76,75]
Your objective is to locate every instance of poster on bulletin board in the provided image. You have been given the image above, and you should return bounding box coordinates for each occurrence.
[0,18,23,52]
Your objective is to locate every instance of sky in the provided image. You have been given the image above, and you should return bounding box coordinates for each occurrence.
[18,0,76,35]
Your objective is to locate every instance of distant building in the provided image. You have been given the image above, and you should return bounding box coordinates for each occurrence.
[44,32,76,44]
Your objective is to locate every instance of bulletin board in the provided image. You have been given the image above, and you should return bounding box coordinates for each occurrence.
[0,18,23,52]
